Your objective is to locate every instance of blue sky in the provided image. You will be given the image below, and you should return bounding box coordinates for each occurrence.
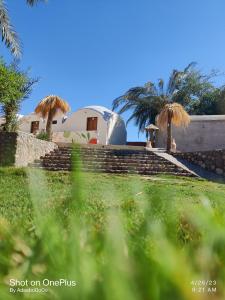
[1,0,225,141]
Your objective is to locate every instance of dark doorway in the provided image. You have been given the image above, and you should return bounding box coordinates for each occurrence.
[87,117,98,131]
[30,121,40,134]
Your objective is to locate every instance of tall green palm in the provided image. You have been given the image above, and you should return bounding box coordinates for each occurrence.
[112,63,204,133]
[0,0,45,57]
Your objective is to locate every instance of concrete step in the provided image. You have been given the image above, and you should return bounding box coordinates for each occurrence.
[42,165,181,172]
[31,162,186,173]
[41,154,166,160]
[31,147,195,177]
[60,147,152,150]
[39,158,170,165]
[40,162,178,171]
[43,153,158,158]
[54,150,156,155]
[56,147,154,153]
[31,166,193,177]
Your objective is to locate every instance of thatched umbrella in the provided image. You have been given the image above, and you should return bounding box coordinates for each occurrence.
[35,95,70,140]
[157,103,190,152]
[145,124,159,148]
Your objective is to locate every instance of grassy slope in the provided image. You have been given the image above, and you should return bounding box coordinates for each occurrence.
[0,167,225,232]
[1,168,225,300]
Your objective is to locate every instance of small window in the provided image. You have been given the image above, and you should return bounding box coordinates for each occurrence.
[87,117,98,131]
[52,120,57,125]
[30,121,39,134]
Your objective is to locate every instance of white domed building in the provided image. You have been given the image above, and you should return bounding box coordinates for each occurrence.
[18,105,127,145]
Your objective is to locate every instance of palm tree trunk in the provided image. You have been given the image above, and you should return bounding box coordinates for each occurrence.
[167,110,172,152]
[4,104,18,132]
[46,110,53,141]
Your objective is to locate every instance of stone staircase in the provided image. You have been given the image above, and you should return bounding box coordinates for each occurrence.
[30,146,196,177]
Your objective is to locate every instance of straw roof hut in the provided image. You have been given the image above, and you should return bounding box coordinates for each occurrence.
[35,95,70,140]
[157,103,190,151]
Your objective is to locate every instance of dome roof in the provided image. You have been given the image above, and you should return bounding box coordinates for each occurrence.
[81,105,117,121]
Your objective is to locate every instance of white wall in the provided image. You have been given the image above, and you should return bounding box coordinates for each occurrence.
[19,114,45,133]
[19,112,67,134]
[107,115,127,145]
[52,131,98,144]
[17,108,127,145]
[62,108,108,144]
[156,115,225,152]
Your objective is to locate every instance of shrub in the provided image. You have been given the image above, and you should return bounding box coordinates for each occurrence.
[36,132,49,141]
[0,58,38,132]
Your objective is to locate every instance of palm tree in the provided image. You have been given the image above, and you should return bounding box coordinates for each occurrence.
[35,95,70,140]
[157,103,190,152]
[0,0,46,57]
[112,63,203,133]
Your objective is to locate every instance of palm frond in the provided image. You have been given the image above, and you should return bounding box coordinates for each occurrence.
[0,0,21,57]
[167,63,198,97]
[144,81,157,95]
[158,79,164,95]
[26,0,46,6]
[112,86,147,113]
[21,77,39,99]
[112,83,157,113]
[157,103,190,130]
[167,69,181,96]
[126,97,166,131]
[126,104,153,133]
[184,61,197,73]
[112,96,137,114]
[124,86,149,99]
[112,63,196,134]
[35,95,70,118]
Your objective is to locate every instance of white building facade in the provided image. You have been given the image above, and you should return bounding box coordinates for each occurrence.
[17,105,127,145]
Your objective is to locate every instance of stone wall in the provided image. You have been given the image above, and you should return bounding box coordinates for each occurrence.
[0,132,57,167]
[0,132,17,166]
[174,150,225,176]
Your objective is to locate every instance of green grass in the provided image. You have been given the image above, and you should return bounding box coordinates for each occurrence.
[1,168,225,231]
[0,167,225,299]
